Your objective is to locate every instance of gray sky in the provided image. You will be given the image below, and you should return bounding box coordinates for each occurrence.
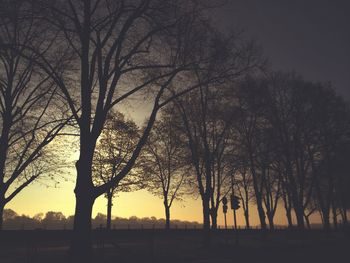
[214,0,350,99]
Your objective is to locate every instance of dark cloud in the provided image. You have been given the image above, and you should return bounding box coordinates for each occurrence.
[214,0,350,98]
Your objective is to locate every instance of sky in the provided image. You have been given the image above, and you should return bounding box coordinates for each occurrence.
[6,0,349,227]
[215,0,350,99]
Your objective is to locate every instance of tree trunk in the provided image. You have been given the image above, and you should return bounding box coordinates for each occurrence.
[319,209,324,224]
[287,175,304,230]
[210,209,217,229]
[164,203,170,229]
[202,196,211,230]
[71,156,96,261]
[332,202,338,230]
[294,205,305,230]
[286,208,293,228]
[251,182,266,229]
[106,192,113,230]
[322,208,331,231]
[248,153,267,230]
[0,199,5,230]
[341,207,348,225]
[285,156,305,230]
[244,210,250,229]
[0,113,11,231]
[255,193,267,230]
[304,214,311,230]
[72,192,95,261]
[282,189,293,228]
[267,213,274,230]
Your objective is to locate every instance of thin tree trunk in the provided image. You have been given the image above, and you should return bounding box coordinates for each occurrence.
[106,192,113,230]
[244,210,250,229]
[248,154,267,230]
[304,214,311,230]
[319,208,324,224]
[285,156,305,230]
[281,187,293,228]
[341,207,348,225]
[282,193,293,228]
[322,208,331,231]
[332,201,338,230]
[254,193,267,229]
[286,208,293,228]
[267,213,274,230]
[243,184,250,229]
[164,203,170,229]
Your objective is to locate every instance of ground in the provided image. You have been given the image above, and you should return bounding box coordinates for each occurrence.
[0,229,349,263]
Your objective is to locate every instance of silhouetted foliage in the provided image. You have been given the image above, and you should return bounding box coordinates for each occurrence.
[0,0,70,229]
[231,72,350,230]
[2,209,201,230]
[24,0,237,258]
[140,108,190,229]
[1,2,350,263]
[92,111,141,230]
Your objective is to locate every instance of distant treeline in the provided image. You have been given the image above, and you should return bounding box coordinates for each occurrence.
[2,209,201,230]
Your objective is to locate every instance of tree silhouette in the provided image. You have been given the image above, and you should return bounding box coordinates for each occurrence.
[141,108,189,229]
[0,0,70,229]
[27,0,233,258]
[233,166,253,229]
[233,77,269,229]
[92,111,141,230]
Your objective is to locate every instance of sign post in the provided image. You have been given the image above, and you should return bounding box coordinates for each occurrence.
[230,193,241,246]
[230,194,240,230]
[230,173,240,245]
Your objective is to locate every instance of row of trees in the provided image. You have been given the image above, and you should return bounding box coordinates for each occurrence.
[0,0,349,261]
[136,72,350,232]
[0,0,252,259]
[229,73,350,231]
[2,209,201,230]
[91,71,350,233]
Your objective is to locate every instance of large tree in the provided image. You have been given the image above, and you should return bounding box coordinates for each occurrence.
[26,0,230,258]
[174,79,257,229]
[0,0,69,229]
[233,77,269,229]
[170,33,263,230]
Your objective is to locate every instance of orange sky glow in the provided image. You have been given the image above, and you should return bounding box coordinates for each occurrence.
[5,101,323,228]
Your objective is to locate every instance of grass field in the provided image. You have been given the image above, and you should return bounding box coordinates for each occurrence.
[0,229,349,263]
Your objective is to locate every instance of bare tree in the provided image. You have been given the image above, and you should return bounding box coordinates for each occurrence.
[259,72,350,230]
[260,163,281,230]
[175,82,250,229]
[26,0,230,257]
[92,111,140,230]
[308,93,350,230]
[141,108,189,229]
[0,0,69,229]
[171,33,263,230]
[233,166,253,229]
[234,77,268,230]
